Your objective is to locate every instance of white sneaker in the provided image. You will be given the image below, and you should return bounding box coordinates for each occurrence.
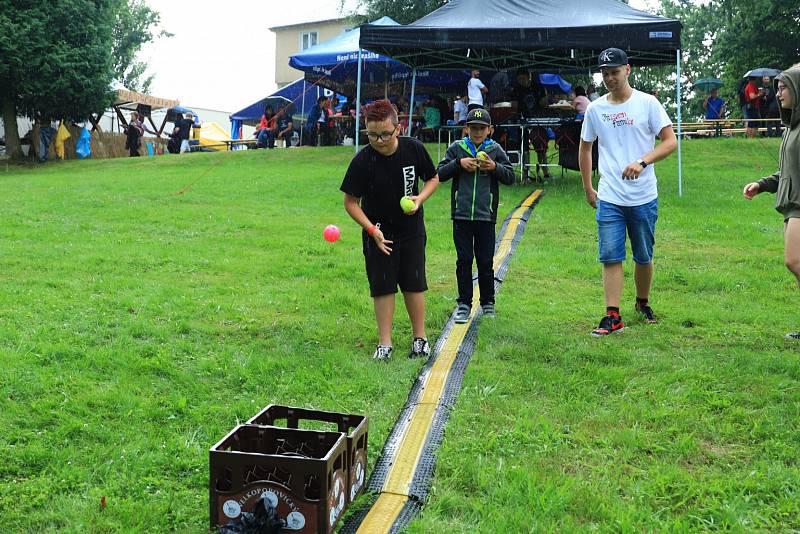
[372,345,393,360]
[409,337,430,359]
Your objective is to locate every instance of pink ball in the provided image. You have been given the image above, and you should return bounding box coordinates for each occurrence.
[323,224,341,243]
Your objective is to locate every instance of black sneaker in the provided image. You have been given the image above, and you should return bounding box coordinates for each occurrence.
[591,314,624,336]
[372,345,393,361]
[453,304,471,324]
[481,303,496,318]
[786,332,800,340]
[409,337,431,359]
[635,302,657,324]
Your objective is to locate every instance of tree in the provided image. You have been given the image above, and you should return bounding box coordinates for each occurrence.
[712,0,800,98]
[0,0,165,160]
[345,0,447,24]
[112,0,171,93]
[655,0,799,120]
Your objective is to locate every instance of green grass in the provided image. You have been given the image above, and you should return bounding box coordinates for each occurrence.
[1,138,798,532]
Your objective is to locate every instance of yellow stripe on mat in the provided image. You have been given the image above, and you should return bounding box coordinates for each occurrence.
[358,493,409,529]
[356,190,542,534]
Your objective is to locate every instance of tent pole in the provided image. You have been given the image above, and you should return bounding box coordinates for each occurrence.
[676,49,683,197]
[300,85,306,146]
[408,68,417,136]
[355,48,363,153]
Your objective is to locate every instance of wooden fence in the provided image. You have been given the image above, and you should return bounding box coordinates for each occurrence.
[27,124,170,161]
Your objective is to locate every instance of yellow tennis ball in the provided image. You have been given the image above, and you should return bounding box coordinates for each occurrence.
[400,196,416,213]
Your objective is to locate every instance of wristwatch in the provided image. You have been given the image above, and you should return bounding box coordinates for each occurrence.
[637,158,648,169]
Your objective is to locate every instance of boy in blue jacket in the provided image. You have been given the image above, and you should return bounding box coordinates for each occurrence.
[437,108,516,323]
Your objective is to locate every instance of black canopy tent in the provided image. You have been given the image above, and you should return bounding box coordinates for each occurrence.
[356,0,686,194]
[358,0,681,71]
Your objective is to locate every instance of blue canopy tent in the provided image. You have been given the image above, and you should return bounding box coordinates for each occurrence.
[229,78,345,139]
[289,16,471,99]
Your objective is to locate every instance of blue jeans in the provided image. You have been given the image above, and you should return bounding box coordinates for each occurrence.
[596,198,658,264]
[257,128,275,149]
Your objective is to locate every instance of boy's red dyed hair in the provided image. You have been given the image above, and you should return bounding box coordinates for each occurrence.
[365,99,398,126]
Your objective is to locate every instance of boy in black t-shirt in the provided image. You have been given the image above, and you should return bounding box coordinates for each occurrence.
[340,99,440,361]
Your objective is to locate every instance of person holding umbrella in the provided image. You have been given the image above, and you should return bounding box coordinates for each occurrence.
[703,87,726,120]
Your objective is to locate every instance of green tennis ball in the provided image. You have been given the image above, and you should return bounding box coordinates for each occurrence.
[477,151,489,161]
[400,196,416,213]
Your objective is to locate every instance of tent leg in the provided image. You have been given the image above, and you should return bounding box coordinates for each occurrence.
[408,69,417,137]
[355,48,363,153]
[676,49,683,197]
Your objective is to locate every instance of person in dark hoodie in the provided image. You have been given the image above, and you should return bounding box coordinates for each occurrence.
[437,107,515,323]
[743,64,800,339]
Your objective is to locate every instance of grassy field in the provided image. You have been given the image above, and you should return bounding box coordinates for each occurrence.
[1,137,798,532]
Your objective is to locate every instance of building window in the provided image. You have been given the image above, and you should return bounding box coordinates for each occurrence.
[300,31,318,51]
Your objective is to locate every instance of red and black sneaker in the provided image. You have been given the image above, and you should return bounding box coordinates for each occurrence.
[635,302,657,324]
[591,314,625,336]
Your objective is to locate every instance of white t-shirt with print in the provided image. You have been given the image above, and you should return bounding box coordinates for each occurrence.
[467,78,486,106]
[580,89,672,206]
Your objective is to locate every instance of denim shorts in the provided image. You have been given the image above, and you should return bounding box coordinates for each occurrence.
[596,198,658,264]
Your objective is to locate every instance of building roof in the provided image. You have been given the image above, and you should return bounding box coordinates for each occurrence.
[269,17,349,31]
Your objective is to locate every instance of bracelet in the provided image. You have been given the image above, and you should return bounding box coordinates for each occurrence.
[367,225,378,236]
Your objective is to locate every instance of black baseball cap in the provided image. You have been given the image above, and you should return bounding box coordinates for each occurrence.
[597,48,629,69]
[465,108,491,126]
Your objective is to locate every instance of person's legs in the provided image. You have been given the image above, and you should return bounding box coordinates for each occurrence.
[373,294,395,346]
[602,263,624,308]
[597,200,627,308]
[474,221,496,306]
[783,218,800,339]
[536,149,550,178]
[402,292,426,340]
[364,231,400,351]
[530,128,550,179]
[626,198,658,321]
[453,220,475,306]
[784,218,800,287]
[257,129,268,148]
[634,262,653,300]
[592,200,627,336]
[396,235,430,353]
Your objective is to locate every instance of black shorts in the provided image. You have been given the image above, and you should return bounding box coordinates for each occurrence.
[363,232,427,297]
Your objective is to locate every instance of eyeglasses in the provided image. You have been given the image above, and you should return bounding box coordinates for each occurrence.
[364,127,397,142]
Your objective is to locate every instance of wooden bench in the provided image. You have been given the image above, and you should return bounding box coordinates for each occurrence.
[190,139,259,152]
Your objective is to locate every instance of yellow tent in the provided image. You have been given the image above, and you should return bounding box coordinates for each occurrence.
[196,122,232,151]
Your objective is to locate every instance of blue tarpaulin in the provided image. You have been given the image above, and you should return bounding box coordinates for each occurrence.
[76,127,91,159]
[539,73,571,93]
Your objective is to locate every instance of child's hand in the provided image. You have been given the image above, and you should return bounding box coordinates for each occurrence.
[743,182,760,199]
[479,157,496,172]
[459,157,479,172]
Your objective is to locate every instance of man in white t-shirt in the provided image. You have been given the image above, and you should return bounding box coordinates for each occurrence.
[579,48,677,336]
[453,95,468,124]
[467,69,488,110]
